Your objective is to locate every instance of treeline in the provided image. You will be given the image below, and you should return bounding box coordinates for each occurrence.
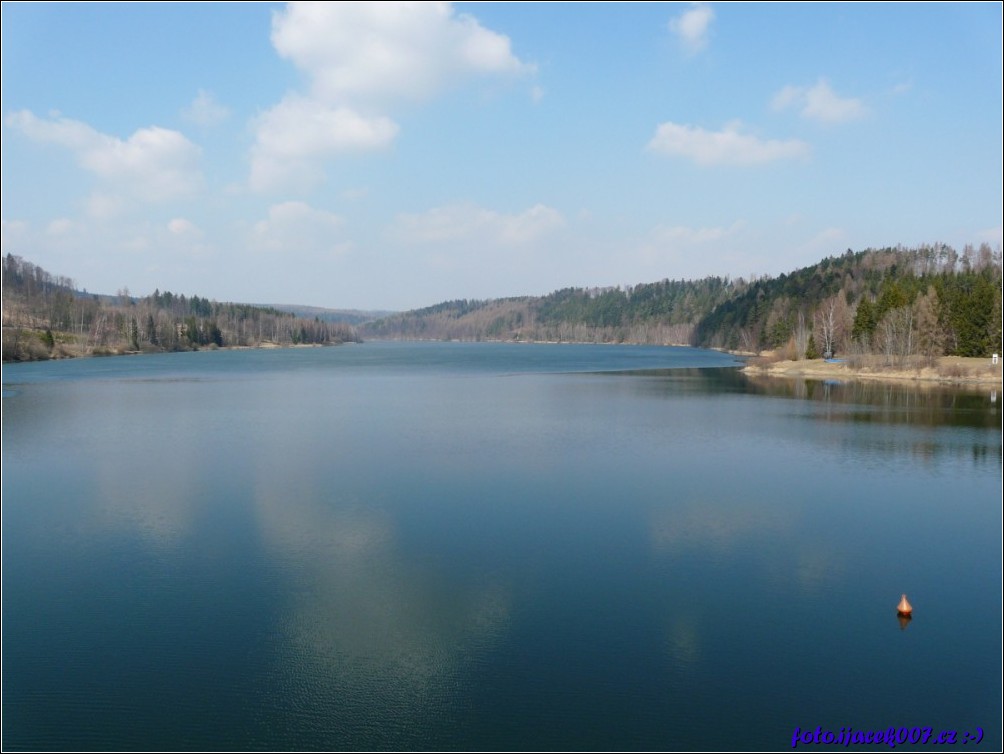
[694,243,1001,362]
[361,278,732,345]
[2,254,360,362]
[361,243,1002,362]
[267,303,396,326]
[7,244,998,364]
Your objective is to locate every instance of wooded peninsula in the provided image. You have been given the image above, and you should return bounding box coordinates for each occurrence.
[3,244,1001,378]
[2,253,361,361]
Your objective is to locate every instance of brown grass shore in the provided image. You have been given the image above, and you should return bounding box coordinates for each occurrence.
[741,353,1003,387]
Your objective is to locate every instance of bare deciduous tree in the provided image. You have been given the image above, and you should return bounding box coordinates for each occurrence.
[794,310,810,360]
[876,306,914,367]
[913,287,943,364]
[814,292,850,358]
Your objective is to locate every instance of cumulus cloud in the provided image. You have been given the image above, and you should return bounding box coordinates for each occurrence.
[771,79,867,123]
[647,121,809,165]
[182,89,230,127]
[252,97,399,159]
[250,95,398,191]
[6,110,203,201]
[251,2,534,192]
[669,2,714,55]
[250,201,349,257]
[271,1,533,106]
[770,85,803,112]
[393,202,564,246]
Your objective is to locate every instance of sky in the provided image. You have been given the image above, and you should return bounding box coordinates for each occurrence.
[2,2,1001,311]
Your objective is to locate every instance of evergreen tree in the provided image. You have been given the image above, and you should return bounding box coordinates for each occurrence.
[851,297,877,345]
[805,334,820,360]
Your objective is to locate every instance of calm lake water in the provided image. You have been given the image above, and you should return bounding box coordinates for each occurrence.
[2,342,1000,751]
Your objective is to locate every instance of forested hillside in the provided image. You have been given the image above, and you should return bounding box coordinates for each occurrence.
[2,254,360,362]
[267,303,396,326]
[362,243,1002,362]
[5,243,999,365]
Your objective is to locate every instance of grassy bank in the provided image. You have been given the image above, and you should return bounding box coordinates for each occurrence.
[742,353,1002,387]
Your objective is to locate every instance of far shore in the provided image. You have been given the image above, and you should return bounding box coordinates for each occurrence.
[6,333,1002,391]
[0,334,357,365]
[741,353,1003,387]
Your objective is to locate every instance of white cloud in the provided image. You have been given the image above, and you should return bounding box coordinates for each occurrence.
[167,218,202,236]
[271,1,534,106]
[45,218,77,236]
[119,233,152,254]
[6,110,203,201]
[770,85,803,112]
[891,79,913,96]
[800,226,847,255]
[182,89,230,127]
[647,121,809,165]
[250,2,534,192]
[338,187,371,201]
[771,79,867,123]
[647,222,741,247]
[86,193,124,220]
[250,95,398,192]
[250,201,348,257]
[669,3,714,55]
[636,220,746,275]
[803,80,866,122]
[162,218,213,258]
[253,97,398,159]
[1,219,29,252]
[393,202,564,246]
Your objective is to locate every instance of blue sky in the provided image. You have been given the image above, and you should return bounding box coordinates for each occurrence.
[2,2,1001,310]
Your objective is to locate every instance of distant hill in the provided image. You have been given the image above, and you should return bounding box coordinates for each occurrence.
[2,254,361,362]
[264,304,396,326]
[5,243,1000,364]
[361,244,1002,361]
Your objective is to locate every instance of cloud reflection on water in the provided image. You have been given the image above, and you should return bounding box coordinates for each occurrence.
[650,500,792,553]
[252,472,512,709]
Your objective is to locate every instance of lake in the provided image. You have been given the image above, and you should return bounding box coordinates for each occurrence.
[2,342,1000,751]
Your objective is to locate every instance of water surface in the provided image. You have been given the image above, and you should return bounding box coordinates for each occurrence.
[3,342,1000,750]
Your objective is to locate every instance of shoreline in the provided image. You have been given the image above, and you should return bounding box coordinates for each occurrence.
[6,336,1002,390]
[1,338,357,365]
[741,355,1003,388]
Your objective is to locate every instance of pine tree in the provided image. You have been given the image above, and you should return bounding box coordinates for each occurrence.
[805,333,820,360]
[851,297,877,346]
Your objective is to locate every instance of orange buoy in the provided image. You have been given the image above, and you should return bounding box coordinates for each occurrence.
[897,593,913,616]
